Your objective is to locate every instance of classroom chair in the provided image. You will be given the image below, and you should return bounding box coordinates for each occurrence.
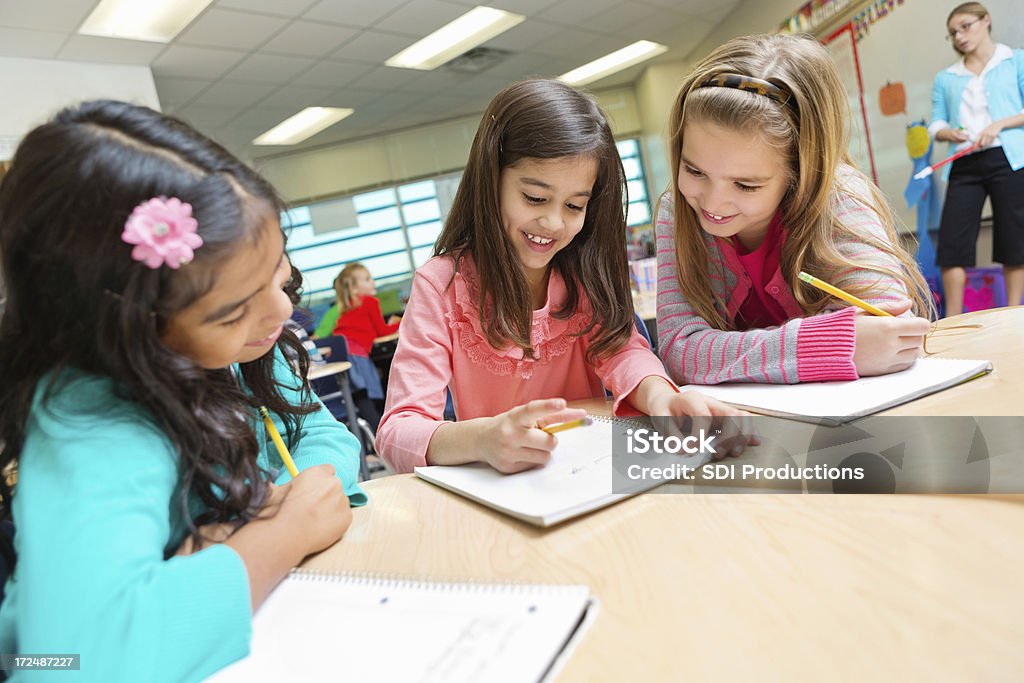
[311,335,381,478]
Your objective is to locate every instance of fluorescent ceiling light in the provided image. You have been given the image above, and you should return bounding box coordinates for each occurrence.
[78,0,215,43]
[559,40,670,87]
[253,108,355,146]
[385,6,524,71]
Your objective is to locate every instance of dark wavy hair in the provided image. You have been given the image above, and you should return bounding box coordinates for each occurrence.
[0,100,316,566]
[434,79,633,362]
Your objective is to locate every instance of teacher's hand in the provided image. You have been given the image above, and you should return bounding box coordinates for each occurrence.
[937,127,970,144]
[976,122,1004,148]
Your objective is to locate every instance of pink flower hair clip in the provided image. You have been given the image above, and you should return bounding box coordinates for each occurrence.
[121,196,203,269]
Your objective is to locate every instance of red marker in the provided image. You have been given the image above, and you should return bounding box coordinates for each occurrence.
[914,144,977,180]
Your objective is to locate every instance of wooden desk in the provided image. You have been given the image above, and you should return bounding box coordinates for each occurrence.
[307,361,369,481]
[307,475,1024,680]
[373,332,400,345]
[882,306,1024,415]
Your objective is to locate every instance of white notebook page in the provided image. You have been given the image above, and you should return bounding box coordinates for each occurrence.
[206,571,594,683]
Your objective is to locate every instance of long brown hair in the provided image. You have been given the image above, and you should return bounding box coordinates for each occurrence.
[0,100,315,563]
[435,79,632,361]
[663,34,932,329]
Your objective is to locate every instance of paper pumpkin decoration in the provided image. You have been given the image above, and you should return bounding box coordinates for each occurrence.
[879,81,906,116]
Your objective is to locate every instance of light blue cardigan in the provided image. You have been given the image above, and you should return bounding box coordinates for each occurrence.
[0,350,366,681]
[930,45,1024,171]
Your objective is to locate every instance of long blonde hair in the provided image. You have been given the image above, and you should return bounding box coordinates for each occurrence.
[663,33,932,329]
[333,262,368,314]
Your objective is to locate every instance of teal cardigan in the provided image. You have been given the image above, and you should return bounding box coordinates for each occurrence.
[930,46,1024,171]
[0,350,366,681]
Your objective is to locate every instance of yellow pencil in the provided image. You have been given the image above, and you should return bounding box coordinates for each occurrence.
[259,406,299,478]
[797,271,893,317]
[541,416,593,435]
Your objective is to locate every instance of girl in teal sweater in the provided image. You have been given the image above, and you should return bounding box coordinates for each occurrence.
[0,100,365,681]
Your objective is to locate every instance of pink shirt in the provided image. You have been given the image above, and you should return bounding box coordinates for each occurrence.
[733,212,788,330]
[376,255,672,473]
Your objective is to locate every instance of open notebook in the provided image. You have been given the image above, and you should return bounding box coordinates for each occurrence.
[415,415,711,526]
[680,357,992,425]
[206,570,597,683]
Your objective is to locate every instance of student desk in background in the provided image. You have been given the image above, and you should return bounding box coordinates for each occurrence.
[304,476,1024,680]
[308,360,370,481]
[369,331,400,387]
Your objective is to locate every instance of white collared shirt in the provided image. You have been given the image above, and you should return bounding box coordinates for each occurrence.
[939,43,1014,150]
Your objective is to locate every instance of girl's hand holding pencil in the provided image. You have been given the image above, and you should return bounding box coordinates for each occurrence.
[479,398,588,474]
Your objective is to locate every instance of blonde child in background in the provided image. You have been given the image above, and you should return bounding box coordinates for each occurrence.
[331,262,401,431]
[376,79,754,475]
[656,33,933,386]
[0,100,365,682]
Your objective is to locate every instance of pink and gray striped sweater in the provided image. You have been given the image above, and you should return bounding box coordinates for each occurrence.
[656,170,913,385]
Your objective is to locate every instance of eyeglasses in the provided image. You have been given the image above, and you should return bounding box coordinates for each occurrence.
[945,18,981,40]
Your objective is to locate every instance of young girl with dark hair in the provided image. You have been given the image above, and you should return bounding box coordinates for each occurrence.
[376,79,751,475]
[0,100,365,681]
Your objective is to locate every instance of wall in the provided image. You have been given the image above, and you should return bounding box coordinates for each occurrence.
[256,85,641,205]
[0,56,160,161]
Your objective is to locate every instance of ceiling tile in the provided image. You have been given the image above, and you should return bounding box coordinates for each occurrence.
[538,0,621,27]
[394,69,473,95]
[302,0,412,29]
[261,20,359,58]
[151,45,248,79]
[293,59,369,88]
[363,91,430,113]
[0,26,66,59]
[444,0,556,13]
[581,2,660,35]
[154,77,215,107]
[176,9,289,50]
[345,66,422,92]
[215,0,319,17]
[482,18,561,52]
[329,30,418,64]
[224,53,316,83]
[372,0,467,36]
[191,81,278,108]
[319,87,387,108]
[0,0,96,32]
[57,35,166,64]
[175,104,247,129]
[528,27,614,58]
[231,106,306,132]
[257,84,337,109]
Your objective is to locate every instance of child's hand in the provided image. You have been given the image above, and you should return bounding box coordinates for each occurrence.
[648,391,760,460]
[387,315,402,325]
[853,300,931,376]
[478,398,587,474]
[276,464,353,555]
[939,127,970,143]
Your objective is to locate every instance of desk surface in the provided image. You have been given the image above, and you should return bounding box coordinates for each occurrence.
[307,361,351,381]
[373,332,400,345]
[303,308,1024,679]
[306,475,1024,680]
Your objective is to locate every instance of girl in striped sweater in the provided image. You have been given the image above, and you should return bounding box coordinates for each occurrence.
[657,34,933,386]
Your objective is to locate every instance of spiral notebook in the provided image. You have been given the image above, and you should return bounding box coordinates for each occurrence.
[415,415,710,526]
[206,570,597,683]
[679,357,993,425]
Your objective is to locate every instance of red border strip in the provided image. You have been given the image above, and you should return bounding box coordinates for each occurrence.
[823,21,878,183]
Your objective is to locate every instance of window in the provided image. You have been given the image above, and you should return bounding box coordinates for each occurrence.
[285,138,650,302]
[617,139,651,227]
